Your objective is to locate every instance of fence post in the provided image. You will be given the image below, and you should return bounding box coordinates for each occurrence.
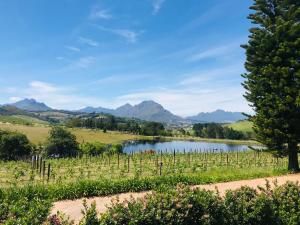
[127,155,130,173]
[173,150,176,164]
[47,163,51,182]
[36,155,40,171]
[226,153,229,166]
[159,162,163,176]
[117,153,120,169]
[31,156,35,169]
[43,161,46,179]
[39,157,43,175]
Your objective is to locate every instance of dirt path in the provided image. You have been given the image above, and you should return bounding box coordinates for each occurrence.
[52,174,300,223]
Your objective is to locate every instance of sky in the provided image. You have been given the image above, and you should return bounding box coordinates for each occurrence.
[0,0,254,116]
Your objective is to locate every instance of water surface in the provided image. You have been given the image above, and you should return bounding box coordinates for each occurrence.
[123,140,259,153]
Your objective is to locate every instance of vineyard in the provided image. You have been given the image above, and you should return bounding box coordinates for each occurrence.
[0,150,288,187]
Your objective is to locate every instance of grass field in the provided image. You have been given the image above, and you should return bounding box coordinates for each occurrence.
[0,123,151,144]
[0,115,48,126]
[0,150,288,187]
[226,120,254,133]
[0,122,259,146]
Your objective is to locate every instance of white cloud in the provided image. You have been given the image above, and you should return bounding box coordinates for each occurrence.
[89,9,112,20]
[29,81,59,93]
[63,56,96,70]
[74,56,96,68]
[117,86,250,116]
[56,56,65,61]
[161,40,243,62]
[65,45,81,52]
[115,64,249,116]
[78,37,99,47]
[188,45,234,62]
[9,97,22,102]
[180,65,243,86]
[96,26,139,43]
[152,0,166,15]
[93,73,151,85]
[5,81,115,110]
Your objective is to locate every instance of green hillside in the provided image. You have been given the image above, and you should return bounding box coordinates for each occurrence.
[226,120,254,133]
[0,115,49,125]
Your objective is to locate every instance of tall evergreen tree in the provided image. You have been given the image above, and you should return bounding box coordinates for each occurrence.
[242,0,300,171]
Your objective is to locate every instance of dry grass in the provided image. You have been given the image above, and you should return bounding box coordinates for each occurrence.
[0,123,150,144]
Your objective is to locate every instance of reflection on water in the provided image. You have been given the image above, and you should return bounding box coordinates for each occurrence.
[123,140,261,153]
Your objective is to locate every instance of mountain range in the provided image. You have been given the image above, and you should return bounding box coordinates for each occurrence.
[186,109,246,123]
[4,98,246,124]
[9,98,51,111]
[78,100,184,124]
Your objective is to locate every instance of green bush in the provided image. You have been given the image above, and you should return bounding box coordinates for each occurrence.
[1,176,300,225]
[80,142,106,156]
[224,186,277,225]
[101,184,225,225]
[272,182,300,225]
[79,200,100,225]
[0,186,52,225]
[98,182,300,225]
[0,130,33,160]
[80,142,123,156]
[44,126,79,158]
[107,144,123,154]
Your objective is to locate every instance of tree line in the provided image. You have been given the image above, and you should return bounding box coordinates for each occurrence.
[192,123,250,140]
[66,114,170,136]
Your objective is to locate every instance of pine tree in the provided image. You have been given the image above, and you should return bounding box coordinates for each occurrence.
[242,0,300,171]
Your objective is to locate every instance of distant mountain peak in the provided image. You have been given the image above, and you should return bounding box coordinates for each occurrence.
[186,109,246,123]
[117,103,133,110]
[78,100,182,124]
[10,98,52,112]
[139,100,161,106]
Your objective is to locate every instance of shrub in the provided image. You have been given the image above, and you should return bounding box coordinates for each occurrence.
[101,184,225,225]
[107,144,123,154]
[272,182,300,225]
[99,182,300,225]
[0,130,33,160]
[79,200,100,225]
[0,186,52,225]
[80,142,106,156]
[224,186,277,225]
[44,127,79,158]
[46,212,74,225]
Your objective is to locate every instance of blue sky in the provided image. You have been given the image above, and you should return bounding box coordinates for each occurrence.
[0,0,253,116]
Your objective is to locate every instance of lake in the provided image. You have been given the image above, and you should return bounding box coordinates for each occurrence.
[123,140,261,153]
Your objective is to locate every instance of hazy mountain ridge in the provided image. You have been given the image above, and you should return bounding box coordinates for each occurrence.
[78,100,183,124]
[9,99,52,112]
[6,98,246,124]
[186,109,246,123]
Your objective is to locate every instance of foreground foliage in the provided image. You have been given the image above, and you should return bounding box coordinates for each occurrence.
[90,182,300,225]
[1,174,300,225]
